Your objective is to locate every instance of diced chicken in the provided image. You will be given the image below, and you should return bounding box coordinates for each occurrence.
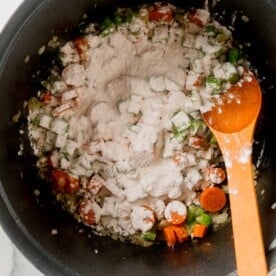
[168,186,182,199]
[64,140,78,155]
[182,33,195,48]
[152,25,169,43]
[171,110,191,129]
[164,77,181,91]
[52,102,73,117]
[39,114,52,129]
[185,71,201,91]
[130,206,155,232]
[59,41,80,65]
[101,197,116,216]
[55,133,68,148]
[125,185,147,202]
[185,167,202,187]
[173,152,196,168]
[62,64,87,87]
[86,174,105,194]
[149,76,166,92]
[163,133,183,158]
[61,89,78,102]
[104,179,125,199]
[50,119,68,134]
[213,62,237,80]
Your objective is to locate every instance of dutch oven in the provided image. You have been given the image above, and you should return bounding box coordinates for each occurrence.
[0,0,275,275]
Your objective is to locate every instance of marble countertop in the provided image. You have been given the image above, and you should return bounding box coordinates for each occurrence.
[0,2,42,275]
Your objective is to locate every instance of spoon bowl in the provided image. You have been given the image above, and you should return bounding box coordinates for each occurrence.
[203,74,267,276]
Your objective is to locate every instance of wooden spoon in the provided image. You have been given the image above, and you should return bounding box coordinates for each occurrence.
[203,73,267,275]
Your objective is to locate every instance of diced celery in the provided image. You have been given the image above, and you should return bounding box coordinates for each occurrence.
[228,72,240,84]
[172,126,189,139]
[227,49,243,65]
[206,76,222,94]
[205,25,217,34]
[216,32,230,43]
[187,205,204,223]
[142,231,157,241]
[101,17,114,30]
[31,115,40,126]
[125,8,135,22]
[28,97,42,111]
[196,213,212,226]
[209,134,217,145]
[113,14,123,25]
[190,119,205,135]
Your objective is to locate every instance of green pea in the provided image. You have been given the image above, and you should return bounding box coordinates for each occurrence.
[196,213,212,226]
[142,231,156,241]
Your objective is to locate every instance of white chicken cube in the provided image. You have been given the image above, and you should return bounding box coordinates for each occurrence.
[101,197,116,216]
[59,41,80,66]
[149,76,166,92]
[182,33,195,48]
[61,89,78,102]
[185,71,201,91]
[152,25,169,43]
[62,63,86,87]
[39,114,52,129]
[50,119,68,134]
[55,133,68,148]
[87,174,105,195]
[125,185,147,202]
[171,110,191,129]
[65,140,78,155]
[164,78,181,91]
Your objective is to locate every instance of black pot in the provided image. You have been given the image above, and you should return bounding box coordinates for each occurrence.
[0,0,275,275]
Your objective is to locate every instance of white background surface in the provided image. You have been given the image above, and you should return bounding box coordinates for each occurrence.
[0,1,42,275]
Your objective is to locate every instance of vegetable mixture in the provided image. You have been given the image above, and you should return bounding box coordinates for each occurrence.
[27,2,249,247]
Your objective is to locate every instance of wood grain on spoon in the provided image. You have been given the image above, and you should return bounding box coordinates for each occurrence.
[203,74,267,276]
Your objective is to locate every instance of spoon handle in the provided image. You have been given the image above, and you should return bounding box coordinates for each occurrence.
[216,128,267,276]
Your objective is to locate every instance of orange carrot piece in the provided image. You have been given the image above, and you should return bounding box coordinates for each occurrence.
[200,187,226,212]
[171,212,186,225]
[174,226,189,243]
[193,224,208,238]
[163,225,176,247]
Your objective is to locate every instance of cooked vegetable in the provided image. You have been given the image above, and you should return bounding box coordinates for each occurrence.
[200,187,227,212]
[192,224,208,238]
[163,225,189,246]
[25,2,251,248]
[227,48,243,64]
[195,213,212,226]
[142,231,157,241]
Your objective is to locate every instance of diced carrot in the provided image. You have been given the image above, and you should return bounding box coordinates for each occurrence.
[163,225,177,247]
[163,225,189,246]
[40,91,52,104]
[78,201,96,225]
[193,224,208,238]
[51,169,80,193]
[73,37,89,59]
[200,187,227,213]
[188,136,206,149]
[174,226,189,243]
[207,167,226,184]
[148,4,173,23]
[170,212,186,225]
